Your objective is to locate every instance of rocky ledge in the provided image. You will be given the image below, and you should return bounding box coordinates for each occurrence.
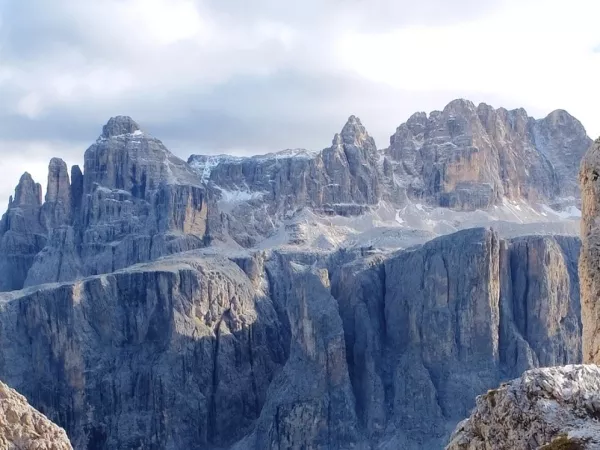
[0,379,73,450]
[447,365,600,450]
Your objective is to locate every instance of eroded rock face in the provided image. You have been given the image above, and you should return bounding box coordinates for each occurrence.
[0,379,73,450]
[0,173,46,291]
[446,365,600,450]
[0,254,287,449]
[579,138,600,363]
[0,117,209,291]
[329,229,581,449]
[0,229,581,449]
[386,100,590,209]
[189,116,381,247]
[187,100,590,247]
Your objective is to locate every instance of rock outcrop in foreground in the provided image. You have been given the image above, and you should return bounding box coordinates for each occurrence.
[447,365,600,450]
[0,379,73,450]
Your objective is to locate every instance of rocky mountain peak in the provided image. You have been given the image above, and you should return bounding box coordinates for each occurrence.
[101,115,141,138]
[443,98,477,115]
[45,158,70,204]
[13,172,42,208]
[340,114,374,148]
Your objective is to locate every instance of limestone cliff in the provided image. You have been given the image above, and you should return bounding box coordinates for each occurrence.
[0,117,208,291]
[579,138,600,363]
[0,229,581,449]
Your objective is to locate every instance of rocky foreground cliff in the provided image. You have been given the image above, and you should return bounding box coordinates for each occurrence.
[447,365,600,450]
[0,379,73,450]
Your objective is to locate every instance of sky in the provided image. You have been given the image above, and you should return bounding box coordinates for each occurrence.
[0,0,599,205]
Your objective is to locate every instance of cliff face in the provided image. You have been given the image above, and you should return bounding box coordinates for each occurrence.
[0,173,46,291]
[0,101,588,288]
[190,100,590,223]
[0,229,581,449]
[330,229,581,449]
[0,379,73,450]
[579,138,600,363]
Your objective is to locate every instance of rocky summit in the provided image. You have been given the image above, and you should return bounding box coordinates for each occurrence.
[0,100,593,449]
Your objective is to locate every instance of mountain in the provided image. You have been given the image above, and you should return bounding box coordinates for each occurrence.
[0,116,208,291]
[446,136,600,450]
[0,101,592,449]
[189,99,589,247]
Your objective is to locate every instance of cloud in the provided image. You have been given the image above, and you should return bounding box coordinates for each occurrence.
[0,0,598,204]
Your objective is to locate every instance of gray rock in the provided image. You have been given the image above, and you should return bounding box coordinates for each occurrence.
[42,158,72,229]
[101,115,140,139]
[0,253,287,449]
[0,173,47,291]
[446,365,600,450]
[580,137,600,364]
[385,100,591,210]
[0,228,582,449]
[0,378,73,450]
[0,117,209,291]
[328,229,581,448]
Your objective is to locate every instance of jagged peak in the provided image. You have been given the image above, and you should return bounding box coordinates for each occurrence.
[19,172,35,183]
[443,98,477,113]
[340,115,375,148]
[101,116,142,138]
[543,108,579,125]
[341,115,364,134]
[48,157,68,171]
[13,172,42,207]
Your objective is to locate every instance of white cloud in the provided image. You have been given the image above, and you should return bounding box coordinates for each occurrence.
[336,0,600,136]
[16,92,43,118]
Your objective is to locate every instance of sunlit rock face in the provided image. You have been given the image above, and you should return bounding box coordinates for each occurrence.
[0,116,208,291]
[0,379,73,450]
[580,138,600,364]
[446,365,600,450]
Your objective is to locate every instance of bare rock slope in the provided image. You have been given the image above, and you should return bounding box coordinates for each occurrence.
[447,365,600,450]
[579,138,600,364]
[0,379,73,450]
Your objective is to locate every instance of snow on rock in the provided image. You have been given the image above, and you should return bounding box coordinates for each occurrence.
[447,365,600,450]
